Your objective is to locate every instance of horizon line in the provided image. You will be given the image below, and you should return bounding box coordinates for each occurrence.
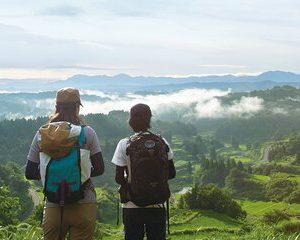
[0,70,299,82]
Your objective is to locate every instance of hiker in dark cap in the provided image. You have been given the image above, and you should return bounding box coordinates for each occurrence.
[26,87,104,240]
[112,103,176,240]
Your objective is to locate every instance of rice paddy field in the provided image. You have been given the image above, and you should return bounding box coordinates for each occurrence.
[1,136,300,240]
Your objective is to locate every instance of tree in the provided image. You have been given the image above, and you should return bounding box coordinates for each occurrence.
[225,168,266,200]
[0,187,21,225]
[225,168,249,195]
[266,175,297,201]
[0,163,32,220]
[26,204,44,225]
[187,161,193,175]
[177,195,185,209]
[162,130,172,144]
[192,143,198,157]
[228,158,237,169]
[195,135,207,154]
[287,186,300,203]
[294,152,300,165]
[209,147,217,161]
[237,161,244,171]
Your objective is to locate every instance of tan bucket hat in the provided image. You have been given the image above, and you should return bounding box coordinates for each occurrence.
[56,87,83,106]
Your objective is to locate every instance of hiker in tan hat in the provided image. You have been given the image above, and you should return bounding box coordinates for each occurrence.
[25,87,104,240]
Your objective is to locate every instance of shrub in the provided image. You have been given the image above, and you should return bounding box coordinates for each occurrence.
[179,184,246,219]
[0,187,21,226]
[287,187,300,204]
[265,176,297,201]
[26,204,44,226]
[225,168,266,200]
[254,163,300,175]
[276,220,300,234]
[95,188,118,223]
[262,210,290,225]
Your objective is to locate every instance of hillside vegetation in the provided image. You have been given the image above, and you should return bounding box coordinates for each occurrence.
[0,86,300,239]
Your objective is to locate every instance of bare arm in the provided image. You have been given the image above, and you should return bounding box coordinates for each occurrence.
[25,160,40,180]
[115,165,127,185]
[169,159,176,179]
[91,152,105,177]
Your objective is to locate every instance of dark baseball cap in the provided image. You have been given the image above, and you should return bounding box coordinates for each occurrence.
[130,103,152,118]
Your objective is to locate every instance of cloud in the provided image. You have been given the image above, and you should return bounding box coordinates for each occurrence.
[0,0,300,77]
[78,89,264,120]
[0,23,112,69]
[45,64,137,71]
[0,88,266,120]
[226,96,264,117]
[92,0,175,17]
[35,98,55,109]
[272,107,288,115]
[39,5,84,17]
[199,64,247,69]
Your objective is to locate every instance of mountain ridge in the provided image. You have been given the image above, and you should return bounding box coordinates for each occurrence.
[0,70,300,92]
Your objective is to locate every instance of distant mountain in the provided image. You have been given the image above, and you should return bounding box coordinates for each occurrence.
[0,71,300,92]
[256,71,300,82]
[41,70,300,92]
[143,81,300,92]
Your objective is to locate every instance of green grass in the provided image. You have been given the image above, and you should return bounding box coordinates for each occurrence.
[252,174,270,183]
[288,175,300,183]
[171,136,184,147]
[3,135,300,240]
[2,204,300,240]
[175,160,189,168]
[240,201,300,216]
[171,157,194,192]
[35,190,44,203]
[218,145,260,164]
[0,224,42,240]
[102,206,242,239]
[170,209,241,231]
[277,156,296,165]
[173,148,188,157]
[239,145,248,151]
[125,207,300,239]
[234,156,253,164]
[266,173,300,184]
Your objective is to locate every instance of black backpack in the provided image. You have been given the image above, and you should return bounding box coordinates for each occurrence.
[126,131,170,206]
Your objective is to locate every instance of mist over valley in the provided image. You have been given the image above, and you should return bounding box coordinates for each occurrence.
[1,71,300,122]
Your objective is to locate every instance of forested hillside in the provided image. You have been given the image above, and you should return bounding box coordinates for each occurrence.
[0,86,300,239]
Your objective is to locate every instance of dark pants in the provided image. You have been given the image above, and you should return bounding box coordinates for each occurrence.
[123,208,166,240]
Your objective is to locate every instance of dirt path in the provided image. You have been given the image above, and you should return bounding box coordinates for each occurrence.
[262,145,271,162]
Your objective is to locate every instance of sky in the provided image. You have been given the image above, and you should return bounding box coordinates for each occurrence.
[0,0,299,80]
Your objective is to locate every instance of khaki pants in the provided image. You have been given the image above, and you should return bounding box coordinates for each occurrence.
[43,203,96,240]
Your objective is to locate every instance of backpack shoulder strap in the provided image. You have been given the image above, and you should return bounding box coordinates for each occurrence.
[78,126,85,148]
[154,133,170,153]
[145,130,156,136]
[126,135,135,155]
